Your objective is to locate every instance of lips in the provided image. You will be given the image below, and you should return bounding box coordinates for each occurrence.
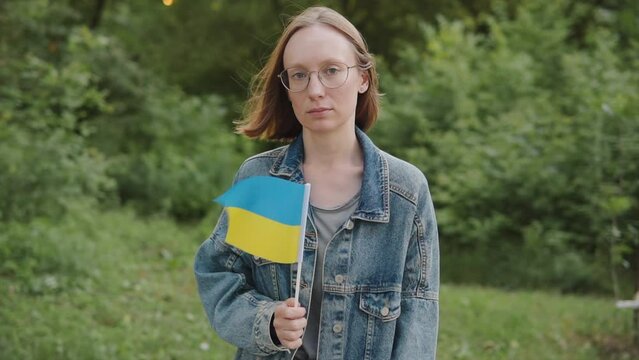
[307,107,332,115]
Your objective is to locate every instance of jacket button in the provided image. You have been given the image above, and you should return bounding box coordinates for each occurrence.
[332,323,343,333]
[345,220,354,230]
[380,306,390,316]
[334,274,344,284]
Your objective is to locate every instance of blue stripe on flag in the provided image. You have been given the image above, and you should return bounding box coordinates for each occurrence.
[214,176,305,226]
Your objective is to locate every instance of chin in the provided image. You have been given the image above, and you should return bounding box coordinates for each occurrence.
[301,120,351,134]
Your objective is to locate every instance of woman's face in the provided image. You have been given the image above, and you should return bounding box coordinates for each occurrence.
[282,24,368,136]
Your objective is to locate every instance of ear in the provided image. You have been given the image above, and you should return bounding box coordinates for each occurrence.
[358,70,369,94]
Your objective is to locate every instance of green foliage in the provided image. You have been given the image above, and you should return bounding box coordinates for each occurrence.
[2,0,637,296]
[0,204,105,294]
[1,216,634,359]
[1,1,638,357]
[0,31,114,222]
[0,0,251,221]
[102,0,285,95]
[0,124,113,222]
[0,205,634,359]
[439,285,635,359]
[101,0,498,98]
[0,208,236,360]
[372,0,639,293]
[61,23,250,219]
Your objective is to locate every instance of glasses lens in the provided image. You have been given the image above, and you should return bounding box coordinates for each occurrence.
[281,68,308,92]
[319,63,349,88]
[279,63,352,92]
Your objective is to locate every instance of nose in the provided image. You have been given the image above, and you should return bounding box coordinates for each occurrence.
[306,71,325,98]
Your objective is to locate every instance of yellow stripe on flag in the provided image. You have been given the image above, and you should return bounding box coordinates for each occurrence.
[225,207,301,263]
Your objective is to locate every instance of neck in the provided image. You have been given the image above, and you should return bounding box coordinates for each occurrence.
[302,127,362,168]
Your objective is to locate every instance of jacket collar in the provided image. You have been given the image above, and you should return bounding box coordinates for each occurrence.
[269,127,389,223]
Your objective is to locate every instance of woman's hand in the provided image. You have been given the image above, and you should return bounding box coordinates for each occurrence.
[273,298,307,349]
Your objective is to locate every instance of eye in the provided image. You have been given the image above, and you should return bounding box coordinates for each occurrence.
[290,70,307,80]
[322,66,342,77]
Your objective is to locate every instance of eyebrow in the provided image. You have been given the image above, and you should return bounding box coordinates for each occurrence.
[285,58,349,69]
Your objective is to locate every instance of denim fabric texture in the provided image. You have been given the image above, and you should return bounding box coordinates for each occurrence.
[194,128,439,359]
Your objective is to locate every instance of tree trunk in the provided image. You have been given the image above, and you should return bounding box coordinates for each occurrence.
[90,0,106,29]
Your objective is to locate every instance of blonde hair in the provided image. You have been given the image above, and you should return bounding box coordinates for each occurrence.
[235,6,380,141]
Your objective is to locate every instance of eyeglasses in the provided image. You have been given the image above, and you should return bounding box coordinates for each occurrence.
[278,63,358,92]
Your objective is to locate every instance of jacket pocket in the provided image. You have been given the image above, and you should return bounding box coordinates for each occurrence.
[359,291,401,322]
[358,291,402,360]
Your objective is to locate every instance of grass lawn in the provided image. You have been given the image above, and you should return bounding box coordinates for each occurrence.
[0,209,636,359]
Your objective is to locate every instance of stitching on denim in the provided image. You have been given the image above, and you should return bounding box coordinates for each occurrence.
[364,309,374,360]
[239,288,262,306]
[303,229,317,248]
[269,264,280,301]
[401,291,439,301]
[224,251,238,271]
[389,182,418,205]
[323,284,402,294]
[359,292,401,321]
[244,146,287,163]
[351,211,388,222]
[254,301,279,355]
[380,152,390,218]
[217,238,242,258]
[269,140,301,177]
[415,214,428,293]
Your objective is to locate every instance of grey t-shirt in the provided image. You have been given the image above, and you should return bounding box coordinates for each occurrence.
[295,193,360,360]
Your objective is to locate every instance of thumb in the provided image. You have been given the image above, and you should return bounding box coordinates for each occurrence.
[284,298,299,308]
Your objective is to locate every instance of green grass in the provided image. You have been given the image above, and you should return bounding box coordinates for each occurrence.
[439,286,635,359]
[0,209,636,359]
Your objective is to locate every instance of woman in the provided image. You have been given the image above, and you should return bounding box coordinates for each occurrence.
[194,6,439,360]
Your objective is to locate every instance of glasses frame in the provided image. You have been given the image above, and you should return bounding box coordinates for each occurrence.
[277,63,358,93]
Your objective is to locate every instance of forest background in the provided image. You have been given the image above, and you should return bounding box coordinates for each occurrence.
[1,0,638,359]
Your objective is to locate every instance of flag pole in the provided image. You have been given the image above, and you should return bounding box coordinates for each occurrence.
[294,183,311,305]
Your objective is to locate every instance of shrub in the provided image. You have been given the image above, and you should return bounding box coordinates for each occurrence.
[372,0,639,293]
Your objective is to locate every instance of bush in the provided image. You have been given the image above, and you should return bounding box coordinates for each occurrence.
[372,0,639,293]
[0,1,251,222]
[0,205,104,294]
[0,51,114,222]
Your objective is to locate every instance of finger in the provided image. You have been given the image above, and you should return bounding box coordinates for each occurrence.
[281,306,306,319]
[277,329,304,342]
[274,303,301,319]
[273,308,305,326]
[274,317,307,332]
[273,303,287,317]
[275,300,303,313]
[281,337,303,349]
[287,317,307,331]
[284,298,300,307]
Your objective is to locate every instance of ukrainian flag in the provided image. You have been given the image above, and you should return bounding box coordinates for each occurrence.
[215,176,310,264]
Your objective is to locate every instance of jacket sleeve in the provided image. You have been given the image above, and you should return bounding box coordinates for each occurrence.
[194,206,289,356]
[391,177,440,359]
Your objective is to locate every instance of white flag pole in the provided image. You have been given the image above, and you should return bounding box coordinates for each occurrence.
[294,183,311,305]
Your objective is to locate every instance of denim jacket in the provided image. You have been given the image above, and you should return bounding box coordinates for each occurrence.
[194,128,439,359]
